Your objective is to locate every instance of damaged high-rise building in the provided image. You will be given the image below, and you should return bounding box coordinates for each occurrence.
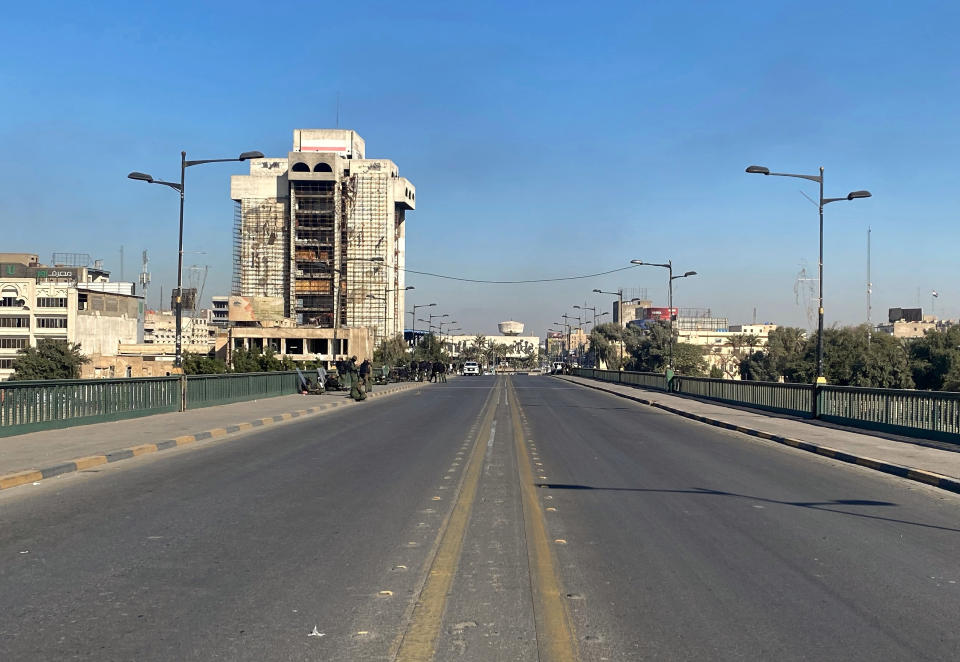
[230,129,415,344]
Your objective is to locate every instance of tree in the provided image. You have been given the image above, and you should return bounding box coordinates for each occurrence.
[908,325,960,391]
[413,333,447,363]
[182,351,228,375]
[374,335,409,366]
[10,339,89,380]
[590,322,623,368]
[230,347,287,373]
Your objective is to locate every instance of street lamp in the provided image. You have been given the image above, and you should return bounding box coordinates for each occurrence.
[593,289,624,368]
[380,285,414,345]
[128,149,263,377]
[630,260,698,372]
[408,302,436,348]
[746,165,871,383]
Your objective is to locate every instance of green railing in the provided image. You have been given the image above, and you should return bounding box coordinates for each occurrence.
[0,371,303,437]
[819,385,960,443]
[185,371,301,409]
[0,376,180,436]
[567,368,960,444]
[674,376,813,418]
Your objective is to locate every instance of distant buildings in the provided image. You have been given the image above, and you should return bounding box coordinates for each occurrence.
[0,253,142,380]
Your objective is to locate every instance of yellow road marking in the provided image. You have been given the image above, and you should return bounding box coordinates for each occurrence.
[73,456,108,470]
[0,470,43,490]
[507,379,579,662]
[394,378,503,661]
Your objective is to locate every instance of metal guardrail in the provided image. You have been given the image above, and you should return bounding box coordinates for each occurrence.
[186,371,301,409]
[0,371,303,437]
[568,368,960,444]
[819,385,960,443]
[674,375,813,418]
[0,376,180,436]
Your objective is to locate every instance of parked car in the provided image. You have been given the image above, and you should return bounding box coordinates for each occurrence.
[463,361,480,376]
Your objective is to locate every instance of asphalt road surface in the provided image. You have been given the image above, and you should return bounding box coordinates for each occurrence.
[1,375,958,661]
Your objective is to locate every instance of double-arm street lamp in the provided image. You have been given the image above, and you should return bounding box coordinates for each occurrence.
[408,302,436,348]
[128,149,264,374]
[427,313,449,333]
[593,289,624,368]
[630,260,697,372]
[376,285,414,346]
[746,165,871,383]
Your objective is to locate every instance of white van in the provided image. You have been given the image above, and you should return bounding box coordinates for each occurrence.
[463,361,480,376]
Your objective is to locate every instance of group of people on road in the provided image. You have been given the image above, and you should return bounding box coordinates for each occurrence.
[408,360,447,383]
[301,355,453,401]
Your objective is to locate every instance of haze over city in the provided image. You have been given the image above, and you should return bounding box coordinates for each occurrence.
[2,1,957,334]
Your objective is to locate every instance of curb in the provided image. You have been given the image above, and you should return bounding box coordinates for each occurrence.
[557,376,960,496]
[0,381,425,493]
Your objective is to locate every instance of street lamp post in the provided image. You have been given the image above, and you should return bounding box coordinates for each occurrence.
[746,165,871,383]
[128,150,263,376]
[381,285,414,346]
[561,313,574,364]
[408,302,436,350]
[593,288,624,368]
[575,305,597,367]
[630,260,697,372]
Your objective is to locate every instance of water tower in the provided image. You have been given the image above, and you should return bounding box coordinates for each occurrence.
[498,320,524,336]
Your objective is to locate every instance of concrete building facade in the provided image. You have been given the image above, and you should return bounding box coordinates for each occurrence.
[230,129,414,347]
[0,254,142,379]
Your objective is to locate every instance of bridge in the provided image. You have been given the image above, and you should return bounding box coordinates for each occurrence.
[1,373,958,660]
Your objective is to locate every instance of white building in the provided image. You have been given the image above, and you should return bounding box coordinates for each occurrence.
[442,334,540,361]
[143,309,216,348]
[230,129,415,346]
[0,254,142,379]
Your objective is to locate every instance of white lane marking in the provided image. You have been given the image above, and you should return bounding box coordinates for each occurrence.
[488,420,497,449]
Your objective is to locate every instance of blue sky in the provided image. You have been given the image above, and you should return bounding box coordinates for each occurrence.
[2,1,958,335]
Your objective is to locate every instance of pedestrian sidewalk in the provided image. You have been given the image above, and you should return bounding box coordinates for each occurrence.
[0,380,430,491]
[558,375,960,494]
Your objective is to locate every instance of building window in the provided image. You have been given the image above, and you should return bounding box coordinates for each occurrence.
[291,162,310,172]
[0,337,28,349]
[313,162,333,173]
[0,358,16,369]
[0,316,29,328]
[37,297,68,308]
[36,316,68,329]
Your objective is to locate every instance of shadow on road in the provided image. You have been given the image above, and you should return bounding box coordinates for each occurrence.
[535,483,960,534]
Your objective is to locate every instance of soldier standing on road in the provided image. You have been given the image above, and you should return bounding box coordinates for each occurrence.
[348,356,366,401]
[359,358,372,393]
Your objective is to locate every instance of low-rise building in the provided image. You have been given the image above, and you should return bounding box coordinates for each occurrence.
[0,254,142,379]
[144,309,217,347]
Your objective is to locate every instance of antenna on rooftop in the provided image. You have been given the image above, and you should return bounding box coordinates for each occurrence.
[139,250,151,306]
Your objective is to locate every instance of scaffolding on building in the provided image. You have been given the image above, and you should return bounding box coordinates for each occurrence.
[232,199,288,309]
[345,170,390,345]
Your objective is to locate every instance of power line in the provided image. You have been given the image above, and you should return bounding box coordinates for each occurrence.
[399,264,641,284]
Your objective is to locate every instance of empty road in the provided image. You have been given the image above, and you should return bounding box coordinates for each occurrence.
[1,375,958,660]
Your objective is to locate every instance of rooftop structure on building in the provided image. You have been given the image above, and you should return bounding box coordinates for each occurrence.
[230,129,415,348]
